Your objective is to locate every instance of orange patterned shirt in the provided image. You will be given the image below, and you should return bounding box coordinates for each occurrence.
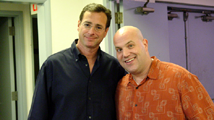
[116,56,214,120]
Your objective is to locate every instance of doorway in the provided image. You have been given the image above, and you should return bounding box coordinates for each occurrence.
[32,14,39,83]
[0,11,40,120]
[0,10,28,120]
[0,17,17,120]
[0,1,47,119]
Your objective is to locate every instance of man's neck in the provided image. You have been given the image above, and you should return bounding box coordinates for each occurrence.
[132,73,148,85]
[132,58,154,85]
[76,44,99,59]
[76,44,99,73]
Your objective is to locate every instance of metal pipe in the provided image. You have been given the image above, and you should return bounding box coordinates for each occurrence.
[116,2,121,29]
[183,11,188,70]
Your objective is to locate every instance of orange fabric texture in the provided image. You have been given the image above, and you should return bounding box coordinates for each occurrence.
[116,56,214,120]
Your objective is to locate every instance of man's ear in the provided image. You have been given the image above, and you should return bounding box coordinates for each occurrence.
[77,20,81,31]
[143,39,148,50]
[104,27,109,37]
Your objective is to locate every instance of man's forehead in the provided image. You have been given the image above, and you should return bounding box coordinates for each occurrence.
[83,21,103,26]
[81,12,107,26]
[115,39,134,46]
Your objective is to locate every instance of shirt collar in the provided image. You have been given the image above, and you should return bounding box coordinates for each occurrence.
[147,56,159,80]
[71,39,102,61]
[71,39,81,61]
[125,56,160,87]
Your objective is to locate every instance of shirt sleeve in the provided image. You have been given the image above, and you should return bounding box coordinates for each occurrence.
[28,60,53,120]
[180,72,214,119]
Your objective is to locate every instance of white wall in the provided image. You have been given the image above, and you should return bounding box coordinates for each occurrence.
[50,0,107,54]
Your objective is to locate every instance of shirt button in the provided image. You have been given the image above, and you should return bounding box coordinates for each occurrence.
[89,116,92,119]
[89,97,91,100]
[85,64,88,66]
[136,87,139,89]
[75,59,78,61]
[135,104,137,107]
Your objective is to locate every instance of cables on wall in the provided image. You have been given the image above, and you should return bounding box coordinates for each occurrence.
[167,7,214,70]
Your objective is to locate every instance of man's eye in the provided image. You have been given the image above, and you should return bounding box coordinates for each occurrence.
[84,23,90,27]
[116,49,122,52]
[128,44,133,48]
[96,26,103,30]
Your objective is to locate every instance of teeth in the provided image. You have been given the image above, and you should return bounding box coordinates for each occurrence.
[126,58,134,63]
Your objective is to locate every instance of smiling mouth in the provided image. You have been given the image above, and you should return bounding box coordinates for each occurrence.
[125,58,135,63]
[86,37,95,40]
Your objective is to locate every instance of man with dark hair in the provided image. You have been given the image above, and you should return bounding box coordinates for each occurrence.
[79,3,112,28]
[28,3,126,120]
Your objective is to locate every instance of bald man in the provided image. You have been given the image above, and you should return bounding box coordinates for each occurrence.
[113,26,214,120]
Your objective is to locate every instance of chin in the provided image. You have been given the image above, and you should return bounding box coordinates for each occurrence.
[126,68,136,74]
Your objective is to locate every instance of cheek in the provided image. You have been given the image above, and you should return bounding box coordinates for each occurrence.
[79,29,88,35]
[117,54,123,60]
[78,25,86,32]
[98,32,106,39]
[117,57,123,65]
[77,26,81,32]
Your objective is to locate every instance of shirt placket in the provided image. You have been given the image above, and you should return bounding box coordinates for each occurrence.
[129,77,147,120]
[78,55,100,120]
[78,56,93,120]
[132,84,139,120]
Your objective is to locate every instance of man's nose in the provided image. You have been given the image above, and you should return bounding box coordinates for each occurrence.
[88,26,96,34]
[123,49,130,57]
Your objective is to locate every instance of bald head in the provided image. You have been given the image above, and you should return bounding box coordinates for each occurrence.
[114,26,144,42]
[113,26,151,76]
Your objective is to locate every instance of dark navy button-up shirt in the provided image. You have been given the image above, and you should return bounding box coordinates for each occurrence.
[28,39,127,120]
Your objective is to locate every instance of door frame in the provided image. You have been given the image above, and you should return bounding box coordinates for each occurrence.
[1,0,52,67]
[0,11,27,120]
[0,1,51,119]
[104,0,125,57]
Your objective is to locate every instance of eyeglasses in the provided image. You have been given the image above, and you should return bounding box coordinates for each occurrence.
[82,23,105,32]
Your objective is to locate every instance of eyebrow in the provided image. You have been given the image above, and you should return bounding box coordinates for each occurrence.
[125,40,134,45]
[115,46,121,49]
[83,21,92,24]
[83,21,103,27]
[115,40,134,49]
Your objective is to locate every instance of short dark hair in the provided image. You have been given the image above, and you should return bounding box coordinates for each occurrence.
[79,3,112,29]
